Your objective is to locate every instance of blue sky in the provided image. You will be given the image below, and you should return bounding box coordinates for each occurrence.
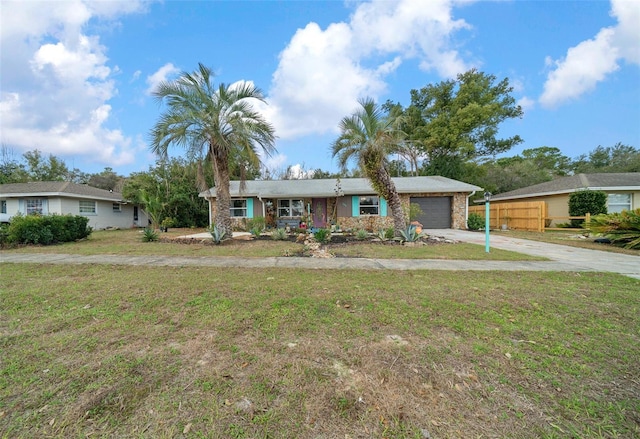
[1,0,638,178]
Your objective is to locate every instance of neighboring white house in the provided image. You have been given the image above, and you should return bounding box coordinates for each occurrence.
[0,181,148,230]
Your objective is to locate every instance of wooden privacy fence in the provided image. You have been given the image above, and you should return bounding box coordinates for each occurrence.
[469,201,547,232]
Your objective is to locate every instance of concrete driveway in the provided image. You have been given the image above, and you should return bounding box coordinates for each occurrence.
[427,229,640,280]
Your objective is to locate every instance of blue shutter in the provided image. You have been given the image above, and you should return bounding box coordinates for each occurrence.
[380,197,387,216]
[19,199,24,214]
[42,199,49,215]
[351,196,360,217]
[246,198,254,219]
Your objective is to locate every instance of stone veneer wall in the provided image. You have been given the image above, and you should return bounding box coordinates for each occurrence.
[450,193,468,229]
[208,191,470,231]
[337,215,394,232]
[335,192,469,231]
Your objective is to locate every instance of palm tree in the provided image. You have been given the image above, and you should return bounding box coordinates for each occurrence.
[149,63,276,237]
[331,98,406,233]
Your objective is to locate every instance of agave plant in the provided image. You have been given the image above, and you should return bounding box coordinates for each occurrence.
[141,228,159,242]
[588,208,640,249]
[375,229,389,241]
[355,229,369,240]
[208,225,228,245]
[398,224,422,243]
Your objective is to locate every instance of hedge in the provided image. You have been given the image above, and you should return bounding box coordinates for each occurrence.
[569,190,607,227]
[5,214,92,245]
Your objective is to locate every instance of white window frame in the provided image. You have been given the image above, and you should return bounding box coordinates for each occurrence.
[112,203,122,212]
[79,200,97,214]
[1,200,6,214]
[230,199,248,218]
[26,199,44,215]
[359,196,379,216]
[278,199,304,217]
[608,193,631,213]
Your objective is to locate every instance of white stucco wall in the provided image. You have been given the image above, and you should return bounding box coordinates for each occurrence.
[1,196,148,229]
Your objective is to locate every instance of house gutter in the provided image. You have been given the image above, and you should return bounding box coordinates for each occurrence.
[466,191,476,226]
[257,194,266,218]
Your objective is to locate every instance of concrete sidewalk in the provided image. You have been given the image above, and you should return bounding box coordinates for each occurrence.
[2,230,639,279]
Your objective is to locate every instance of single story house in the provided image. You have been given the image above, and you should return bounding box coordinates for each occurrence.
[490,173,640,225]
[0,181,149,230]
[199,176,482,230]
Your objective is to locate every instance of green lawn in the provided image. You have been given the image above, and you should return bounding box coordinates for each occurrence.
[1,263,638,438]
[2,228,545,261]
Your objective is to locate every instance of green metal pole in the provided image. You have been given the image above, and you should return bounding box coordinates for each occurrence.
[485,199,490,253]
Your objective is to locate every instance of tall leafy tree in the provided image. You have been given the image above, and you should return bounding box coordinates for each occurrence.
[331,98,406,233]
[23,149,70,181]
[122,158,211,228]
[88,167,123,191]
[405,69,524,179]
[572,143,640,173]
[0,145,28,183]
[149,63,276,236]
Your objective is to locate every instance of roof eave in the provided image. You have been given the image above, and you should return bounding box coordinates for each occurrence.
[492,185,640,201]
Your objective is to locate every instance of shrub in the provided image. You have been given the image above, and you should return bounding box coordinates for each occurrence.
[313,228,331,244]
[0,223,10,246]
[6,214,91,245]
[569,190,607,227]
[142,228,159,242]
[374,228,395,241]
[247,216,266,233]
[588,208,640,249]
[406,203,424,222]
[160,217,175,232]
[385,227,395,240]
[467,213,484,231]
[271,228,288,241]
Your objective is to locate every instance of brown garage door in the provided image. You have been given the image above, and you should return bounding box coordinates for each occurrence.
[411,197,452,229]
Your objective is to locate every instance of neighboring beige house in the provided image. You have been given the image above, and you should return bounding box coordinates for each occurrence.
[0,181,149,230]
[490,173,640,225]
[200,176,482,230]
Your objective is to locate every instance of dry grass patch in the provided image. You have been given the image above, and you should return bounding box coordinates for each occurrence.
[2,228,544,261]
[1,265,638,438]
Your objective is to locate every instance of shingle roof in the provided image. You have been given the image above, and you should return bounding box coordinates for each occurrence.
[491,173,640,201]
[200,176,481,198]
[0,181,124,201]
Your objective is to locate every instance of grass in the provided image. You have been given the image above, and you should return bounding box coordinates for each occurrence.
[2,228,544,261]
[495,229,640,256]
[1,264,639,438]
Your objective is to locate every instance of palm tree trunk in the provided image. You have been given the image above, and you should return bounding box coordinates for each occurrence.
[212,146,232,238]
[370,164,406,233]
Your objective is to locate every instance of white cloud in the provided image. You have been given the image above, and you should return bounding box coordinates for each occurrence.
[0,0,147,168]
[262,153,288,177]
[145,63,180,95]
[539,0,639,108]
[265,0,474,140]
[517,96,535,113]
